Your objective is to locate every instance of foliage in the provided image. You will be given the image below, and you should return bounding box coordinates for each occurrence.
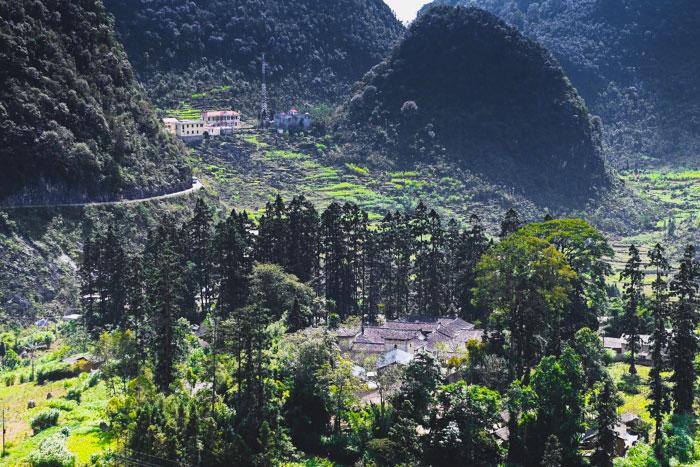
[427,0,700,168]
[339,5,611,208]
[28,433,76,467]
[0,0,190,205]
[31,409,61,433]
[105,0,404,111]
[474,231,576,381]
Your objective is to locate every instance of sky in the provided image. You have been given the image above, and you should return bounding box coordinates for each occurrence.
[383,0,432,23]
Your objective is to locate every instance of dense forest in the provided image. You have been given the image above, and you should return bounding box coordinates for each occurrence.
[337,6,612,208]
[421,0,700,168]
[104,0,404,110]
[0,0,191,206]
[57,196,700,466]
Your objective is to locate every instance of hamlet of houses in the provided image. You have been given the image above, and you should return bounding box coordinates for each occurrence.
[337,316,483,367]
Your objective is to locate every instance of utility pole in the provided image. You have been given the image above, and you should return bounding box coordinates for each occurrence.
[211,317,218,414]
[2,407,6,457]
[260,53,269,127]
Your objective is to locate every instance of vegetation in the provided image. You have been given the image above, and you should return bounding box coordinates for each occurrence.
[422,0,700,168]
[0,0,190,206]
[337,5,612,208]
[104,0,404,111]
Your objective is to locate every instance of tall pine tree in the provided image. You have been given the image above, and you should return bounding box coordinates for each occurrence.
[620,244,644,374]
[669,245,700,414]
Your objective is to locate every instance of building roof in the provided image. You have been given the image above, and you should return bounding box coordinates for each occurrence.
[162,118,179,123]
[336,327,358,338]
[351,342,385,353]
[377,349,414,369]
[202,111,239,117]
[603,337,623,349]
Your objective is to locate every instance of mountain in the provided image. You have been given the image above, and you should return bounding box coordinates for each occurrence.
[337,5,612,208]
[420,0,700,168]
[0,0,191,206]
[104,0,405,111]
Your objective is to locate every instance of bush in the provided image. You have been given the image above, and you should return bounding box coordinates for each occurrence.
[613,443,659,467]
[37,363,77,384]
[86,370,101,388]
[3,348,20,370]
[31,409,60,433]
[47,399,78,411]
[4,373,16,386]
[28,433,76,467]
[66,388,82,403]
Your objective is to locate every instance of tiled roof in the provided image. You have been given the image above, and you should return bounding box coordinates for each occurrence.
[202,111,239,117]
[336,327,358,338]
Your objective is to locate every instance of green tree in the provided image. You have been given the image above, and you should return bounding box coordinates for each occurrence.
[590,376,622,467]
[529,348,585,467]
[572,327,606,390]
[95,330,140,393]
[620,244,645,374]
[393,351,442,424]
[647,243,671,457]
[500,208,522,238]
[316,355,360,434]
[521,219,613,338]
[426,382,502,466]
[542,435,562,467]
[185,198,214,315]
[144,219,186,392]
[474,233,576,383]
[669,245,700,414]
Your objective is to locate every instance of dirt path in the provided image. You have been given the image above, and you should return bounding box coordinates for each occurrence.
[1,179,203,209]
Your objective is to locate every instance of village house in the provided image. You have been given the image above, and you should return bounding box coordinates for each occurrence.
[602,334,653,364]
[337,316,483,362]
[202,110,241,133]
[163,109,240,142]
[273,109,312,132]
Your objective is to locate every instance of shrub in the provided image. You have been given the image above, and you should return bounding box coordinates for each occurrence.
[28,433,76,467]
[47,399,78,411]
[4,373,16,386]
[37,363,77,384]
[31,409,60,433]
[66,387,82,403]
[613,443,659,467]
[86,370,101,388]
[3,348,20,370]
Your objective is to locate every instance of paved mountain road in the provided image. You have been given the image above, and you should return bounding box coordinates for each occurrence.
[1,179,204,209]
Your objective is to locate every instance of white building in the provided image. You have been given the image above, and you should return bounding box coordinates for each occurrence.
[202,111,241,132]
[163,109,240,142]
[273,109,312,132]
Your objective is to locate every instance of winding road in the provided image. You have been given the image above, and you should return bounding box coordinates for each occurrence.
[1,179,204,210]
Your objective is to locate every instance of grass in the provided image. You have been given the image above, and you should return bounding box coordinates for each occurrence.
[0,375,113,466]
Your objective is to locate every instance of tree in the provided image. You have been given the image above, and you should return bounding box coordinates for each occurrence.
[426,382,502,466]
[144,219,186,392]
[590,376,622,467]
[647,243,671,457]
[95,330,140,393]
[185,198,214,315]
[393,351,442,424]
[249,262,315,324]
[316,356,360,434]
[620,244,644,374]
[669,245,699,414]
[528,348,585,467]
[520,219,613,339]
[474,233,575,383]
[541,435,562,467]
[571,328,605,390]
[213,209,252,320]
[499,208,522,238]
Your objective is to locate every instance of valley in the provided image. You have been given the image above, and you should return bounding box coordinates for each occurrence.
[1,1,700,466]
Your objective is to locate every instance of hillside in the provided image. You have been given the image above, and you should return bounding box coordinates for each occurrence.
[104,0,405,112]
[0,0,191,207]
[336,5,612,208]
[420,0,700,168]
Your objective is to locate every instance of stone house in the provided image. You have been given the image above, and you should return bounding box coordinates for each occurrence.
[273,109,312,132]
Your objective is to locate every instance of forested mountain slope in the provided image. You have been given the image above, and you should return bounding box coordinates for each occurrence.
[0,0,190,206]
[420,0,700,167]
[337,5,612,208]
[104,0,405,111]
